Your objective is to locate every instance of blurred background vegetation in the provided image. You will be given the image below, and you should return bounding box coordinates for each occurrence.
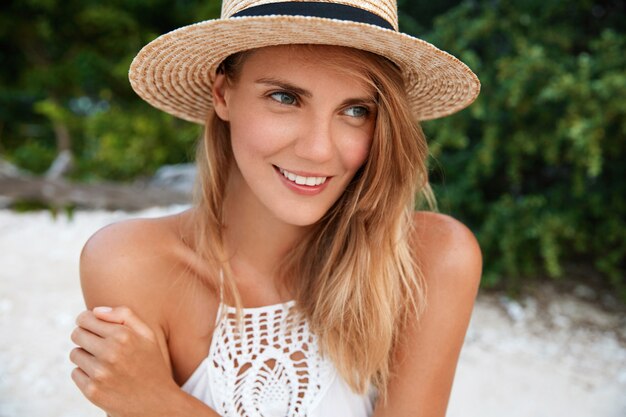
[0,0,624,301]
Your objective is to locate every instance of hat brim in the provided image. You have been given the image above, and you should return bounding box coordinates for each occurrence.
[129,15,480,123]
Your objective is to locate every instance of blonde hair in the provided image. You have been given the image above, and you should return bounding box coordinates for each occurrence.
[190,45,432,404]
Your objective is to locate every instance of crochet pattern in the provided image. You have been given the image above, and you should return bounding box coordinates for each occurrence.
[208,301,336,417]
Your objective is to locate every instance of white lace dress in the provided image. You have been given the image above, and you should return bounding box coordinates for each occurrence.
[181,299,378,417]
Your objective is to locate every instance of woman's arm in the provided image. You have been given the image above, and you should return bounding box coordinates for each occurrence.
[69,219,222,417]
[373,212,482,417]
[71,307,221,417]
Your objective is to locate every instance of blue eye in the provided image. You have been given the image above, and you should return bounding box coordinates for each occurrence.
[270,92,297,105]
[344,106,369,118]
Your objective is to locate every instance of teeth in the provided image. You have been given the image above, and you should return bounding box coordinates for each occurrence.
[279,168,327,186]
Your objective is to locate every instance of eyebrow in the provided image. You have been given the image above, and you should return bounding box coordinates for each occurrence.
[255,77,377,107]
[256,77,313,98]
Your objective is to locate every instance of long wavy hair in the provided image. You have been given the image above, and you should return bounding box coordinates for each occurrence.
[190,44,433,404]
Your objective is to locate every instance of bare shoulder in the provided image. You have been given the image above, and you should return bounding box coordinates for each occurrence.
[81,214,174,309]
[372,212,482,415]
[80,209,222,384]
[412,211,482,295]
[79,210,213,333]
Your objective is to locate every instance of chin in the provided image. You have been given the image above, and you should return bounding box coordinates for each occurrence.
[273,207,327,228]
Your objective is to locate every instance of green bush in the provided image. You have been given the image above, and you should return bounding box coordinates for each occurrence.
[0,0,217,181]
[76,104,200,181]
[419,0,626,299]
[10,140,56,174]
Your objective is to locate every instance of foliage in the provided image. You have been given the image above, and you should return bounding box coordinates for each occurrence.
[0,0,624,300]
[415,0,626,299]
[0,0,215,180]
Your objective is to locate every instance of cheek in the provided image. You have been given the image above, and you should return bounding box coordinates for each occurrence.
[338,131,373,172]
[229,110,289,158]
[230,106,294,157]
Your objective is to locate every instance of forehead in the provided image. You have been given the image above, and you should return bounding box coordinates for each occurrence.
[237,45,375,91]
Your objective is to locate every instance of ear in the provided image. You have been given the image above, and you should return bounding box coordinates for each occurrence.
[212,73,230,121]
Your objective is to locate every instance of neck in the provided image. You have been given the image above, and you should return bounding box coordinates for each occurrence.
[222,167,310,290]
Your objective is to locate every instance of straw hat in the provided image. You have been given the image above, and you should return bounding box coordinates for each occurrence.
[129,0,480,123]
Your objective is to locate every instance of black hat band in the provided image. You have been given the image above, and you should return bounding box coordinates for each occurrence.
[232,1,395,31]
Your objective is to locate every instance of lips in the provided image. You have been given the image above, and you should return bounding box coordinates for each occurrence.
[277,166,328,187]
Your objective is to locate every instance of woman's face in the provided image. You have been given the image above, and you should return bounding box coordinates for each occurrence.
[213,45,376,227]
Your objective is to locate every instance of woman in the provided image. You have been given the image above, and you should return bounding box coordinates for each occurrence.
[70,1,482,416]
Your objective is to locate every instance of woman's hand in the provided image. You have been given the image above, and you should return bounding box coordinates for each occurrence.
[70,306,178,417]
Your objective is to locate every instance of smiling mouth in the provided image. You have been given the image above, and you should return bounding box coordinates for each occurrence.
[276,166,328,186]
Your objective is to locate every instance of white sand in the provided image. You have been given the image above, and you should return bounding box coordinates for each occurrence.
[0,207,624,417]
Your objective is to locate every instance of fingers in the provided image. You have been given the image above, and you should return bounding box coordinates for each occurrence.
[69,347,99,378]
[71,366,102,407]
[75,310,121,338]
[92,306,155,341]
[71,366,90,391]
[71,325,106,357]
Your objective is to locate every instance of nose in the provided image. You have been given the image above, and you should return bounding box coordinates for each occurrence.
[293,115,334,163]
